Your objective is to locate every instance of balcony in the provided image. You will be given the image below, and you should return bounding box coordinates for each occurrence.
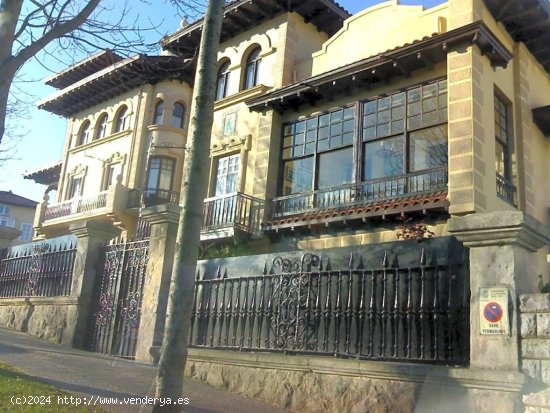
[269,167,448,230]
[126,189,180,209]
[201,192,264,241]
[44,191,108,220]
[496,173,517,206]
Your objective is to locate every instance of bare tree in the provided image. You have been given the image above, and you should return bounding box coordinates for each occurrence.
[153,0,225,411]
[0,0,209,145]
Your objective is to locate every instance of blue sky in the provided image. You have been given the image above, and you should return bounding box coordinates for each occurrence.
[1,0,445,202]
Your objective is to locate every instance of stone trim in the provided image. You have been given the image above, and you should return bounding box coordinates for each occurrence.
[448,211,550,251]
[140,203,181,226]
[0,297,78,307]
[187,348,525,393]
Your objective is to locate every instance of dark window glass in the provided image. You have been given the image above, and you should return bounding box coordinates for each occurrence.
[244,47,261,89]
[364,136,404,180]
[216,61,230,100]
[115,106,128,132]
[153,101,164,125]
[318,147,353,189]
[78,121,91,146]
[494,94,512,179]
[410,125,448,171]
[95,114,108,139]
[146,157,175,194]
[283,157,314,195]
[172,103,185,128]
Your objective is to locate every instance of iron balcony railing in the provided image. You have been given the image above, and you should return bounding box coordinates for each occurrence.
[496,173,517,206]
[202,192,264,235]
[142,188,180,207]
[190,250,470,365]
[272,167,448,218]
[44,191,108,220]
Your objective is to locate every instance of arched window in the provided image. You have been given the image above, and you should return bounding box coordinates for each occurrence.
[77,120,91,146]
[153,100,164,125]
[114,105,129,132]
[243,47,261,90]
[95,113,108,140]
[216,61,230,100]
[171,102,185,129]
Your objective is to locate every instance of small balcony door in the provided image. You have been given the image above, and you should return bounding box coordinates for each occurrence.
[211,154,240,226]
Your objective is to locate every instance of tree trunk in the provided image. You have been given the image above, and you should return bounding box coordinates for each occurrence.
[153,0,224,412]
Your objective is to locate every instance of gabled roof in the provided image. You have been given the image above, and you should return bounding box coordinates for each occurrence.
[484,0,550,73]
[162,0,350,55]
[38,55,195,117]
[0,191,38,208]
[247,21,512,114]
[45,50,123,89]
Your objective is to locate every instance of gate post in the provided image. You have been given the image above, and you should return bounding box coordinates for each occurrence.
[135,203,180,363]
[65,221,121,349]
[448,211,550,413]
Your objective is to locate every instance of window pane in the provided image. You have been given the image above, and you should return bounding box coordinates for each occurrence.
[283,157,314,195]
[410,125,448,171]
[172,103,185,128]
[318,147,353,189]
[495,140,506,176]
[364,136,404,180]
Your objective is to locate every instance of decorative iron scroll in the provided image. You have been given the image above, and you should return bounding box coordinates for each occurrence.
[271,252,321,274]
[26,243,49,296]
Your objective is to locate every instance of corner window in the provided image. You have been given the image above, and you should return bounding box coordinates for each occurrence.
[114,106,129,132]
[95,113,108,140]
[145,157,176,204]
[216,61,230,100]
[243,47,261,90]
[494,92,516,205]
[78,120,91,146]
[153,100,164,125]
[171,103,185,129]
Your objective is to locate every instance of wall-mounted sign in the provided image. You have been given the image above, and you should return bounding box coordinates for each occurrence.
[479,287,509,335]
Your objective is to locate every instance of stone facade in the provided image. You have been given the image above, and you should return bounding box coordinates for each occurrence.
[521,293,550,413]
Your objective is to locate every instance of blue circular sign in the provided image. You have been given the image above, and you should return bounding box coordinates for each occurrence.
[483,302,503,323]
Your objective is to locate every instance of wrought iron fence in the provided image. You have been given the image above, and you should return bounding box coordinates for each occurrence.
[0,243,76,297]
[190,249,469,365]
[202,192,264,235]
[45,191,108,220]
[272,167,448,217]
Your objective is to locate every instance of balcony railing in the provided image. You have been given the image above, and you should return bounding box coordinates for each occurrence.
[496,173,517,206]
[272,167,448,218]
[142,188,180,207]
[202,192,264,236]
[44,191,108,220]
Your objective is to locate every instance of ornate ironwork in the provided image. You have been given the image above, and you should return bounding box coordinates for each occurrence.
[190,249,470,366]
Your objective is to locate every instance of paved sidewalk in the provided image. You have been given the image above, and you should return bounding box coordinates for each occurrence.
[0,328,289,413]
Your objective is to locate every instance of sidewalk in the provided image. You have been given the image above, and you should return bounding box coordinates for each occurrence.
[0,328,290,413]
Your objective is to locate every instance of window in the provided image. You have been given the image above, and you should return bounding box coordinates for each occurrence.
[280,79,448,201]
[114,106,129,132]
[216,61,230,100]
[153,100,164,125]
[95,113,108,140]
[145,157,176,203]
[0,204,9,216]
[215,154,240,197]
[19,223,33,242]
[171,103,185,129]
[103,163,122,190]
[68,176,83,199]
[0,216,15,228]
[243,47,261,90]
[78,121,91,146]
[494,92,516,204]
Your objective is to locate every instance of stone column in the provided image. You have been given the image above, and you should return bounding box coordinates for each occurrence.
[65,221,120,348]
[135,203,180,363]
[448,211,550,413]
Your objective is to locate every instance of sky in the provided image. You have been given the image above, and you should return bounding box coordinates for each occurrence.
[0,0,445,202]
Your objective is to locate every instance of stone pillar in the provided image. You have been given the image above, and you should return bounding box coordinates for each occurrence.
[448,211,550,413]
[65,221,120,348]
[135,203,180,363]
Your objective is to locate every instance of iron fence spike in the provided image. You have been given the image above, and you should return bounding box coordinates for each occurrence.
[420,248,426,265]
[319,256,323,271]
[223,268,228,279]
[216,266,222,279]
[383,251,389,268]
[348,253,354,269]
[326,257,332,271]
[357,255,364,270]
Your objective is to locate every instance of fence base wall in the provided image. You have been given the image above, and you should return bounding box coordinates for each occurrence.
[0,297,78,344]
[184,349,524,413]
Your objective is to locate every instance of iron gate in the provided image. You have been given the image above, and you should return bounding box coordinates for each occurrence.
[89,238,149,358]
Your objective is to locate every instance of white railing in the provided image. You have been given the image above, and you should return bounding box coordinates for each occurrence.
[44,191,109,220]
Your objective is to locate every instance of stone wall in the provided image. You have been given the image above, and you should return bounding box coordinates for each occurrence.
[185,349,524,413]
[521,293,550,413]
[0,297,78,343]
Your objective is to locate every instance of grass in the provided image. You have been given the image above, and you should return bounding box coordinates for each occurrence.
[0,362,107,412]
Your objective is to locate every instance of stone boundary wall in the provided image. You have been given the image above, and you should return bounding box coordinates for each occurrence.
[185,349,524,413]
[521,293,550,413]
[0,297,78,344]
